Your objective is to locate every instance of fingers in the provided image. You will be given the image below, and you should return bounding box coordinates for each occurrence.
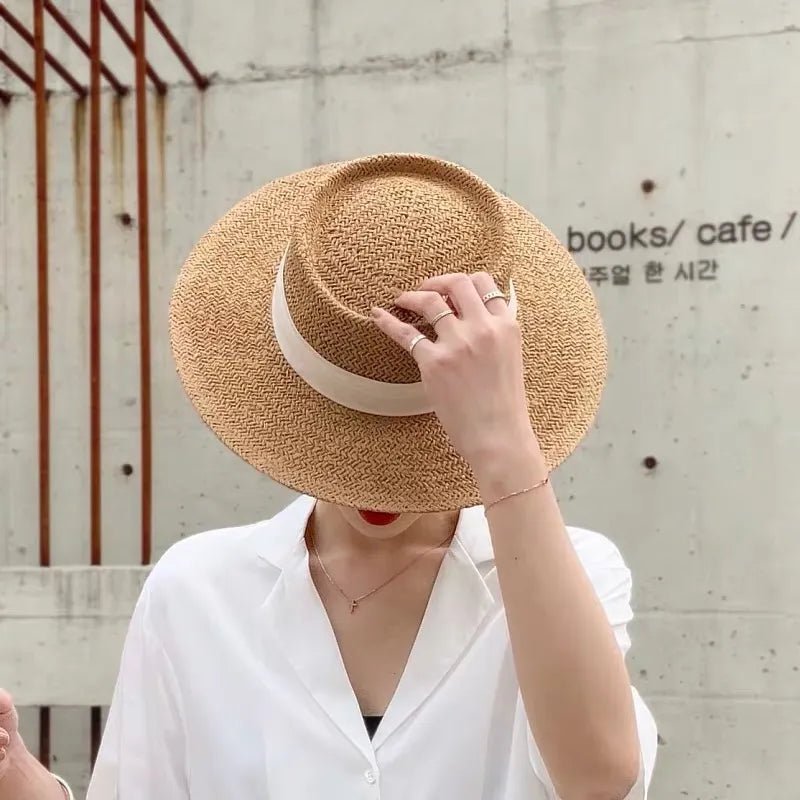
[0,690,17,736]
[393,290,457,334]
[371,272,510,362]
[370,307,434,362]
[0,690,15,767]
[469,271,509,316]
[0,727,8,763]
[417,273,486,319]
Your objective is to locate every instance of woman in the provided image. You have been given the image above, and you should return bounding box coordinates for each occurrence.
[0,154,656,799]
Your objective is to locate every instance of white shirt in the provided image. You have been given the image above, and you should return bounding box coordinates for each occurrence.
[86,496,657,799]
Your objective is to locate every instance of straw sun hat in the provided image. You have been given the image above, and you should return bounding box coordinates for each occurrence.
[170,153,607,512]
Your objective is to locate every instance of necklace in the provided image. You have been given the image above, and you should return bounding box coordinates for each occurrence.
[308,527,455,613]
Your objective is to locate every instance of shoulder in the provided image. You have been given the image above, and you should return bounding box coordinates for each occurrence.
[158,520,263,572]
[134,518,282,647]
[565,526,635,629]
[141,521,267,604]
[565,525,630,574]
[141,495,313,605]
[462,508,630,575]
[462,510,633,601]
[569,523,632,582]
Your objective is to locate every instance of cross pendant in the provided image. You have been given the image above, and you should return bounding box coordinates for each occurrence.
[349,599,359,613]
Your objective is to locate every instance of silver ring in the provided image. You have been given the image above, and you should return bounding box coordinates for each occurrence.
[430,309,455,328]
[482,289,507,304]
[408,333,428,355]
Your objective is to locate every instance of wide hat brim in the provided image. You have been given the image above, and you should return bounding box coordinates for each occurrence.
[170,157,607,512]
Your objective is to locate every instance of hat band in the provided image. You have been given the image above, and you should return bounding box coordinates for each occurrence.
[271,249,517,417]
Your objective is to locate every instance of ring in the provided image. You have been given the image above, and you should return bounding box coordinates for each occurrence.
[408,333,428,355]
[482,289,507,304]
[430,309,455,327]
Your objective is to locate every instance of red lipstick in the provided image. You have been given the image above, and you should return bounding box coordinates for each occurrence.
[358,509,401,526]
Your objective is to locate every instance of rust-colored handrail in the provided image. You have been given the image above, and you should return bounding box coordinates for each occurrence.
[0,3,206,99]
[0,4,86,96]
[0,47,36,91]
[100,0,166,95]
[134,0,153,565]
[1,0,205,773]
[43,0,128,95]
[145,1,209,89]
[89,0,103,568]
[33,0,50,571]
[89,0,105,763]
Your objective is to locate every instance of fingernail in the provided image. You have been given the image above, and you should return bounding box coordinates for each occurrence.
[388,285,404,298]
[369,307,381,319]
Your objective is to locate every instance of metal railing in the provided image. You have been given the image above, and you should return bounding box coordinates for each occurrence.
[0,0,207,773]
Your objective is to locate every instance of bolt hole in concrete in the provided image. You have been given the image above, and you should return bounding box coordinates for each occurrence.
[121,463,134,476]
[640,179,656,194]
[643,456,658,470]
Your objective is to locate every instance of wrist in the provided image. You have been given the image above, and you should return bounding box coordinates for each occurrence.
[471,432,548,500]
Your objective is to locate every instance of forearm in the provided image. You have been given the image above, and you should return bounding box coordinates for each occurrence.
[476,438,640,800]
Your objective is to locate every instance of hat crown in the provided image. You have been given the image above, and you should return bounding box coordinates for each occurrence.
[282,154,514,383]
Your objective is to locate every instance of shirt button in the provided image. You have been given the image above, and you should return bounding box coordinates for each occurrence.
[364,769,377,785]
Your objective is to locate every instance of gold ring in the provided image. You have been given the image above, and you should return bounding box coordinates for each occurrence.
[408,333,428,355]
[482,289,506,304]
[430,309,455,327]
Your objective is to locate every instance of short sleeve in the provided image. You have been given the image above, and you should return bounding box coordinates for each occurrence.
[527,528,658,799]
[86,581,189,800]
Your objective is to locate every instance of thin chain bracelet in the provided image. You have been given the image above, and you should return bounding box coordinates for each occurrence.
[52,774,75,800]
[483,474,550,513]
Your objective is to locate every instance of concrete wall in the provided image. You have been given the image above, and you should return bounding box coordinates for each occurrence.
[2,0,799,796]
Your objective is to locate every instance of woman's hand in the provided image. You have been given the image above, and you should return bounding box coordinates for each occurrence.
[0,690,66,800]
[370,272,545,489]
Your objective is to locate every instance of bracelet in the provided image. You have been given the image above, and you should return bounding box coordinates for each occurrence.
[483,474,550,512]
[52,774,75,800]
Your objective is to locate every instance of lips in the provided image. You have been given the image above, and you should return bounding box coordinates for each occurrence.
[358,509,401,526]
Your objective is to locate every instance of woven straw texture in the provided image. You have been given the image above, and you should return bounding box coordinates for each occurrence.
[170,154,607,512]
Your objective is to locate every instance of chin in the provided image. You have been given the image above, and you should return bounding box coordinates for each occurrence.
[337,506,421,539]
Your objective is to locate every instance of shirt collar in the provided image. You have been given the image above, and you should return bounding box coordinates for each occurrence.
[252,495,316,569]
[252,496,495,569]
[254,496,498,760]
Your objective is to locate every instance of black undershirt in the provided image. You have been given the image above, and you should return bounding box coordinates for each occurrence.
[363,715,382,739]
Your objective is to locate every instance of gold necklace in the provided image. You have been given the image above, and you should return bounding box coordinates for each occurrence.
[309,527,455,613]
